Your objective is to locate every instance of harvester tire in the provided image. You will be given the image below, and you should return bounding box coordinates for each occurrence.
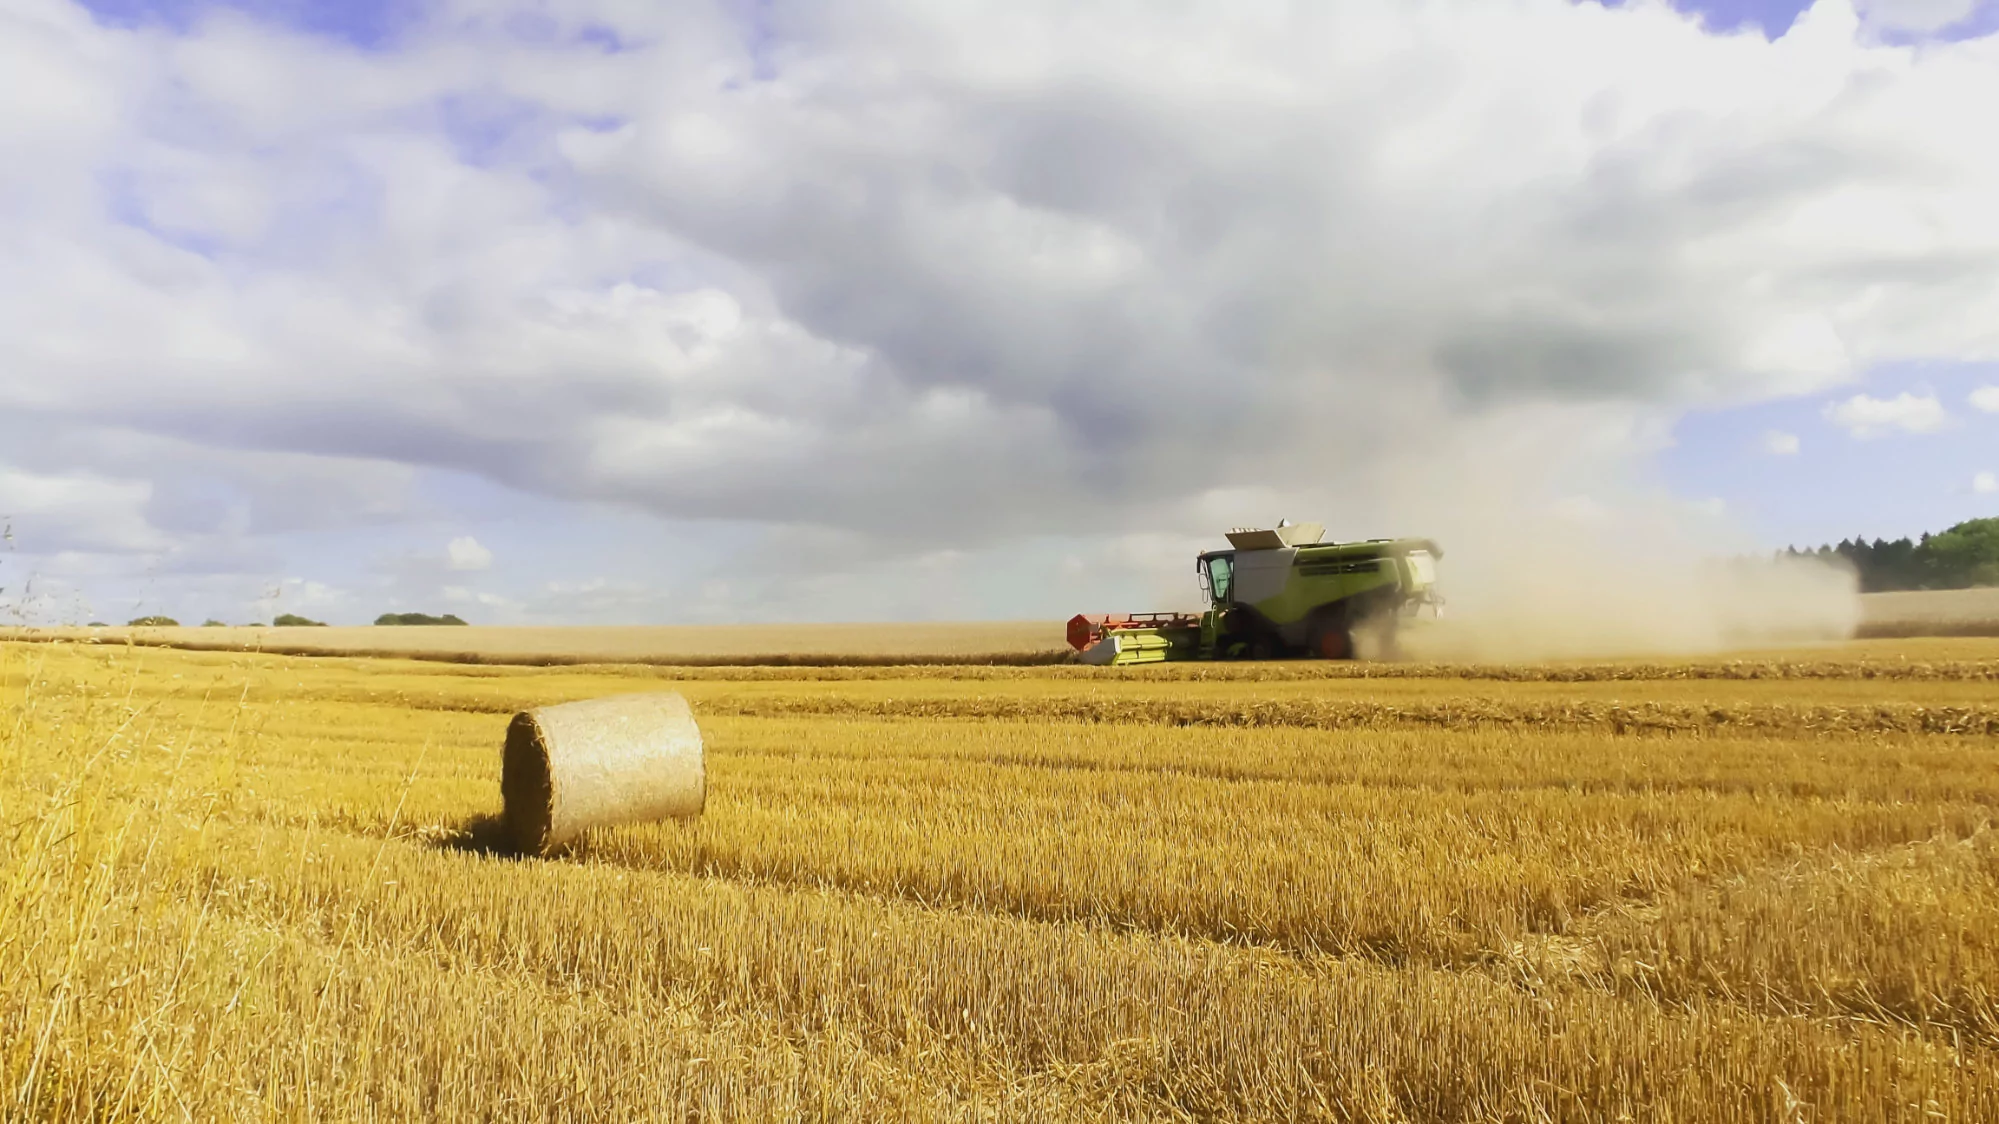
[1307,606,1354,661]
[1315,626,1353,660]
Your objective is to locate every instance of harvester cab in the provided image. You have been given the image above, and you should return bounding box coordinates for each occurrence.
[1071,523,1442,665]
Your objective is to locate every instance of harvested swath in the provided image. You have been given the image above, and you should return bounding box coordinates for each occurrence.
[1860,588,1999,638]
[499,656,1999,683]
[695,692,1999,736]
[231,834,1999,1122]
[1860,619,1999,639]
[87,638,1076,669]
[26,629,1999,683]
[501,693,706,855]
[1026,657,1999,683]
[1857,620,1999,638]
[1582,830,1999,1044]
[696,658,1999,682]
[0,629,1071,668]
[0,621,1071,666]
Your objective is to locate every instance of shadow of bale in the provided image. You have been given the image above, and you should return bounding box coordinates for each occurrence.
[431,813,527,859]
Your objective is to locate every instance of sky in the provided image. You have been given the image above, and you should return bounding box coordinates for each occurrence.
[0,0,1996,626]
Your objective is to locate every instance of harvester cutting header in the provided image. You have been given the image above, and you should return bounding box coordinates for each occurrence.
[1069,522,1443,665]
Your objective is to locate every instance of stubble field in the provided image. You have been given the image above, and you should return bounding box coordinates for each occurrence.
[2,620,1071,665]
[4,635,1999,1121]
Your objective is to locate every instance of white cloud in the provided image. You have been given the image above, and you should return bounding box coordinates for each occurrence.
[2,1,1999,618]
[1976,471,1998,494]
[1762,430,1801,455]
[1852,0,1983,34]
[443,584,514,610]
[1823,392,1950,438]
[446,535,492,572]
[0,466,164,553]
[1971,386,1999,413]
[252,577,348,622]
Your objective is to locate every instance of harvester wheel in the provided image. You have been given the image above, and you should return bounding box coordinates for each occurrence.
[1307,607,1354,660]
[1315,626,1353,660]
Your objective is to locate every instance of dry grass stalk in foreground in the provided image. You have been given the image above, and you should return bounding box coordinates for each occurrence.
[3,639,1998,1120]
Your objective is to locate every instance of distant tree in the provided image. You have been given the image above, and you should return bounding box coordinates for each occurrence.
[273,613,328,627]
[87,622,108,628]
[1795,518,1999,591]
[127,616,179,627]
[374,612,469,626]
[1922,517,1999,588]
[202,619,228,627]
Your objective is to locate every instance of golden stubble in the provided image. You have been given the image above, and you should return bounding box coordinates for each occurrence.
[4,638,1998,1121]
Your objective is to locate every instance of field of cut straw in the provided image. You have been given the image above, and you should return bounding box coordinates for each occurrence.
[3,620,1071,666]
[1860,587,1999,637]
[5,635,1999,1121]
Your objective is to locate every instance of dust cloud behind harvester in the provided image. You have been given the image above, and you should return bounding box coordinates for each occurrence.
[1393,513,1862,662]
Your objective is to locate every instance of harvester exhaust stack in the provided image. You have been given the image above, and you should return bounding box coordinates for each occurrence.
[502,692,706,855]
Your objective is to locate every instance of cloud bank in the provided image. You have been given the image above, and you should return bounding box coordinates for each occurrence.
[1824,390,1951,437]
[1,0,1996,629]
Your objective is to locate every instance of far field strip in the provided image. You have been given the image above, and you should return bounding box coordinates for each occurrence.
[11,627,1999,679]
[8,582,1999,667]
[15,640,1999,740]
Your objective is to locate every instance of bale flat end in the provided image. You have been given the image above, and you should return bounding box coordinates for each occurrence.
[500,712,554,855]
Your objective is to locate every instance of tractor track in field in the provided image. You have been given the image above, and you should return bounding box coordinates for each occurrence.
[278,802,1999,1052]
[286,809,1502,973]
[710,747,1999,805]
[232,683,1999,736]
[689,694,1999,737]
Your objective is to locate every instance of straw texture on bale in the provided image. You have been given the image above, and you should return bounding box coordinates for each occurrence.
[502,692,705,854]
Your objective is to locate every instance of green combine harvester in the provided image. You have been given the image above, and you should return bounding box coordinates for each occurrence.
[1068,522,1443,665]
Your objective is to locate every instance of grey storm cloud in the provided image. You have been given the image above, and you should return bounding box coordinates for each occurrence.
[1,0,1997,562]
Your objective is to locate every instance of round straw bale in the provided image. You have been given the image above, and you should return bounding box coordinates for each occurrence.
[501,692,704,855]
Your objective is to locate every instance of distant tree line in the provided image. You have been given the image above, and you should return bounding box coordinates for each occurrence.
[1786,517,1999,592]
[110,612,466,627]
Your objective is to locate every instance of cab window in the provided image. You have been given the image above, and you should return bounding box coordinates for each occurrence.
[1203,556,1233,605]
